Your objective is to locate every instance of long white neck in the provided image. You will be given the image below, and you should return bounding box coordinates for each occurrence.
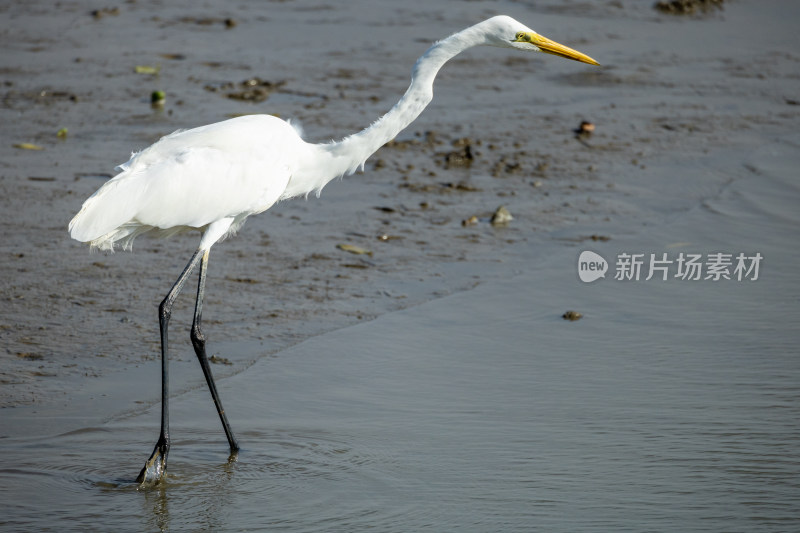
[284,19,500,198]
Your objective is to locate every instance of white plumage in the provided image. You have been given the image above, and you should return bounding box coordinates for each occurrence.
[69,115,304,250]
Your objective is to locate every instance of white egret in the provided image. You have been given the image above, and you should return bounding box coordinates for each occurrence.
[69,15,599,485]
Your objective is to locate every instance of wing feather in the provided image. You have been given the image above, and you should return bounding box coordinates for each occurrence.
[69,115,303,250]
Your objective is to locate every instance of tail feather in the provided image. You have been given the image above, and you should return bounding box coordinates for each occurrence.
[68,171,146,250]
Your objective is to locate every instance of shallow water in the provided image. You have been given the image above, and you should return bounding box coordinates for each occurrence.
[3,143,799,531]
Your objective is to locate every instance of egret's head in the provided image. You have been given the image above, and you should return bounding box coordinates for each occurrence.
[481,15,599,66]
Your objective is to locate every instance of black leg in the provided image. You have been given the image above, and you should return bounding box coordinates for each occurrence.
[190,249,240,452]
[137,249,205,485]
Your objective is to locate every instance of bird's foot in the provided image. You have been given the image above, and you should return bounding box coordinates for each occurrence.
[136,438,169,485]
[227,448,240,466]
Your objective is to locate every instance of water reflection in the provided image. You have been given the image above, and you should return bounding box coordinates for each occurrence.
[141,484,169,533]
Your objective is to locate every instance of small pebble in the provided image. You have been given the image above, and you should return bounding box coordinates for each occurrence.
[575,120,595,137]
[491,206,513,226]
[462,215,478,227]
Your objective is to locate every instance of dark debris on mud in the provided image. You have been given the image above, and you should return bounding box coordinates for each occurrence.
[654,0,725,15]
[204,77,287,103]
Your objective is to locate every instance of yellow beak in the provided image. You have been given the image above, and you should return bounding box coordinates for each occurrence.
[513,32,600,66]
